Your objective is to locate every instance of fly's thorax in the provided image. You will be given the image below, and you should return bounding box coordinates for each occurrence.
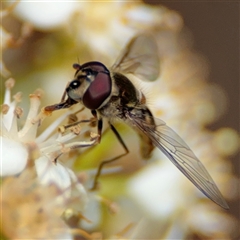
[99,72,151,121]
[66,62,113,110]
[98,72,144,119]
[112,72,142,107]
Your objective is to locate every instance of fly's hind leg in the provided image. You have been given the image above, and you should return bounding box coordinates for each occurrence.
[91,122,129,190]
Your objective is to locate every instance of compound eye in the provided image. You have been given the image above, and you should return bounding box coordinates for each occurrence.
[85,68,94,75]
[83,72,111,109]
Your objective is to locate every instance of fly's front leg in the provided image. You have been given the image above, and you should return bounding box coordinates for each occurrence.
[60,89,67,102]
[53,117,98,164]
[59,118,97,133]
[53,136,99,164]
[91,122,129,190]
[91,110,103,144]
[45,97,78,112]
[60,81,72,102]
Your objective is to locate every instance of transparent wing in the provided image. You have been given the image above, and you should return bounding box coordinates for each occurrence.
[129,114,229,209]
[111,33,160,82]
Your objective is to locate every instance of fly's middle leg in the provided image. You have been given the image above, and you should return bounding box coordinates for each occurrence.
[91,122,129,190]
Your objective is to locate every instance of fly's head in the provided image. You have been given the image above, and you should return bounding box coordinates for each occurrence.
[67,62,112,110]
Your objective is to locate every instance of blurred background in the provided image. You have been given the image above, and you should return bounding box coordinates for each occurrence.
[157,1,239,221]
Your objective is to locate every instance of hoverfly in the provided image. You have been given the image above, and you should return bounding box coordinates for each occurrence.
[45,33,229,209]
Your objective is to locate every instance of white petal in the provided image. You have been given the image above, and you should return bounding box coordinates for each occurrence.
[35,156,88,211]
[2,102,16,132]
[66,168,88,212]
[0,136,28,176]
[81,194,101,230]
[35,156,71,192]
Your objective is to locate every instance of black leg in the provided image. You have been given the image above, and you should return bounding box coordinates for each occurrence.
[61,118,97,132]
[54,137,98,164]
[60,81,71,102]
[60,89,67,102]
[45,97,78,111]
[91,122,129,190]
[91,110,102,143]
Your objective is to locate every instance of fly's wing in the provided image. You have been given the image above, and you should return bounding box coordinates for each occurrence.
[129,114,229,209]
[111,33,160,82]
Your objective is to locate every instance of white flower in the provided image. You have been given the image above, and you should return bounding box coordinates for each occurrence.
[8,1,78,30]
[1,78,29,176]
[1,136,28,176]
[0,78,110,239]
[0,78,92,213]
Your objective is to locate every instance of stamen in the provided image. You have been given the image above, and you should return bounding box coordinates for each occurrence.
[14,106,23,119]
[5,78,15,89]
[4,79,15,105]
[18,93,41,140]
[13,92,22,103]
[1,104,9,114]
[36,108,77,143]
